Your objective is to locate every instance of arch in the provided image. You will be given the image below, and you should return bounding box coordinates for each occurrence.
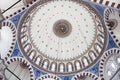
[94,43,102,54]
[74,60,82,70]
[24,43,32,53]
[82,56,90,67]
[88,51,97,62]
[66,62,74,72]
[35,55,43,66]
[21,25,27,34]
[42,59,50,69]
[21,35,28,45]
[28,50,36,60]
[97,34,104,45]
[58,63,65,72]
[97,23,104,33]
[50,62,57,72]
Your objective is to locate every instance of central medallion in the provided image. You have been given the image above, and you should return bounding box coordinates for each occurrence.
[17,0,107,75]
[53,20,72,38]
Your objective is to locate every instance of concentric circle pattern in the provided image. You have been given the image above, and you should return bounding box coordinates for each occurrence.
[29,0,98,61]
[99,48,120,80]
[104,8,120,47]
[72,72,99,80]
[53,19,72,38]
[17,0,107,74]
[5,57,34,80]
[36,74,62,80]
[0,20,16,60]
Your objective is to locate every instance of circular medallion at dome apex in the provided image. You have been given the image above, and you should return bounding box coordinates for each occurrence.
[53,19,72,38]
[17,0,107,74]
[28,0,98,61]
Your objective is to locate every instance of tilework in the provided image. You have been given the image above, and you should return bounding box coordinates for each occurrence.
[1,0,120,80]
